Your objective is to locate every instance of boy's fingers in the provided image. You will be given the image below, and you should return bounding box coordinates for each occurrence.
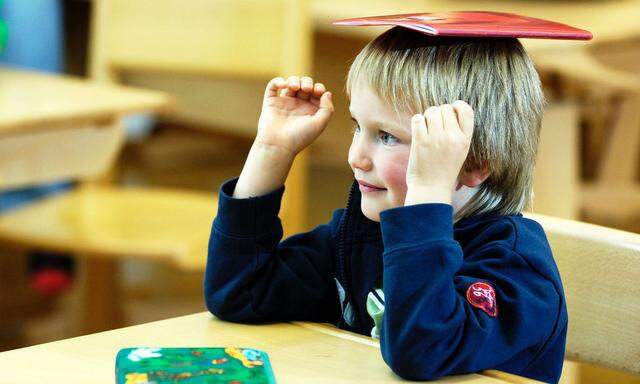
[440,104,458,133]
[283,76,300,97]
[265,77,286,98]
[411,114,427,145]
[287,76,300,89]
[424,106,443,135]
[312,92,334,125]
[310,84,328,107]
[312,83,326,99]
[300,77,314,92]
[452,100,475,137]
[297,76,314,100]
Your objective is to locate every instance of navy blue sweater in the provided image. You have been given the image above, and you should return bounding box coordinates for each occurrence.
[205,178,567,383]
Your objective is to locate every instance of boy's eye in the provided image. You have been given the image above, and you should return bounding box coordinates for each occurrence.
[351,124,398,145]
[379,131,399,145]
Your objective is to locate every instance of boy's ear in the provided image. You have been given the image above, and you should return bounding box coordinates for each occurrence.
[456,165,491,190]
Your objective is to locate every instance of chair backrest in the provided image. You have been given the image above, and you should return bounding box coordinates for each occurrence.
[525,213,640,374]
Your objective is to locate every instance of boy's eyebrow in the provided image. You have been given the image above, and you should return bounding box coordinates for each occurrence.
[350,115,407,135]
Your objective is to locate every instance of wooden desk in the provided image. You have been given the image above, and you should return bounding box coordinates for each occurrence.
[0,67,168,132]
[0,312,539,383]
[0,66,169,188]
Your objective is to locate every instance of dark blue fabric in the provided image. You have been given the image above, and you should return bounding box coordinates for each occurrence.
[205,177,567,383]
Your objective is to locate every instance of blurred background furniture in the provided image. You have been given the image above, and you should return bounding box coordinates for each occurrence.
[578,90,640,232]
[533,45,640,226]
[0,67,216,335]
[89,0,312,235]
[526,213,640,383]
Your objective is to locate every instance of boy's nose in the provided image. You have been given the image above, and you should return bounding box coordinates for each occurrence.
[348,141,373,171]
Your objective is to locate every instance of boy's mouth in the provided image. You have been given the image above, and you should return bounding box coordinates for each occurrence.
[357,180,386,193]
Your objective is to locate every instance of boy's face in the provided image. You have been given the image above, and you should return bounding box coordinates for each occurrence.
[348,81,487,222]
[348,80,414,221]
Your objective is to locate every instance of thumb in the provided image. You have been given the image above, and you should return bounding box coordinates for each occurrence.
[312,92,334,127]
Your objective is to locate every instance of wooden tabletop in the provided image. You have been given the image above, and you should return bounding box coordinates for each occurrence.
[0,312,539,383]
[0,67,171,134]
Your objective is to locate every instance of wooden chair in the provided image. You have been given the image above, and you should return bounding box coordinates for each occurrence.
[89,0,312,235]
[525,213,640,382]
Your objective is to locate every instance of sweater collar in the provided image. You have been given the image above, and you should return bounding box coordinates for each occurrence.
[345,180,382,240]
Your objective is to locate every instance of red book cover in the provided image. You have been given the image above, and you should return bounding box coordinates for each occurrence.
[332,11,592,40]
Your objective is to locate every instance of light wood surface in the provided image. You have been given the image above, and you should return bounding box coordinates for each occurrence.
[0,120,123,189]
[533,46,640,94]
[531,102,580,219]
[525,213,640,374]
[0,185,216,271]
[0,312,538,383]
[91,0,306,79]
[0,67,170,188]
[580,94,640,232]
[0,67,170,133]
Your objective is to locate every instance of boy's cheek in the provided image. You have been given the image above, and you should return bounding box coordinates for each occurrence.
[381,152,409,202]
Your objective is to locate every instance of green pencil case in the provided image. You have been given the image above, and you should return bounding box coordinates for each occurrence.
[116,347,276,383]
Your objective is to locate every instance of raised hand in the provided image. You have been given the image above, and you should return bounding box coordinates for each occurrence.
[233,76,334,198]
[404,101,475,206]
[256,76,334,158]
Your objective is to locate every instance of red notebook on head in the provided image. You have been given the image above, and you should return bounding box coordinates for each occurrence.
[332,11,592,40]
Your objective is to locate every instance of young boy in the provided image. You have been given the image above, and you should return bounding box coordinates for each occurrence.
[205,26,567,383]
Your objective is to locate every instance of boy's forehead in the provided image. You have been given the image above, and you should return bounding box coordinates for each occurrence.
[349,80,413,130]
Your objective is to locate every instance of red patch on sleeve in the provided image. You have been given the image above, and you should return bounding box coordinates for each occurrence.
[466,282,498,317]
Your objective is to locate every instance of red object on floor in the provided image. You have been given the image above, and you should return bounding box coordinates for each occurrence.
[30,268,73,297]
[332,11,593,40]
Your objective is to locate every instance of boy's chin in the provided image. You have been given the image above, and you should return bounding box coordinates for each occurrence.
[360,203,382,222]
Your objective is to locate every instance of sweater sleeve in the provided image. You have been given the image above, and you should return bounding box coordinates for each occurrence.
[204,178,341,324]
[378,203,561,381]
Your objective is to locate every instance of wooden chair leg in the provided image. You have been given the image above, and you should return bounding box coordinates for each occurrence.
[77,257,124,334]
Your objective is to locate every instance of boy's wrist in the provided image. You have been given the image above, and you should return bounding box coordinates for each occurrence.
[250,140,297,164]
[404,184,452,206]
[233,142,295,199]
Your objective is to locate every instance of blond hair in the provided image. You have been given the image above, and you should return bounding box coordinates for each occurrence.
[346,27,545,220]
